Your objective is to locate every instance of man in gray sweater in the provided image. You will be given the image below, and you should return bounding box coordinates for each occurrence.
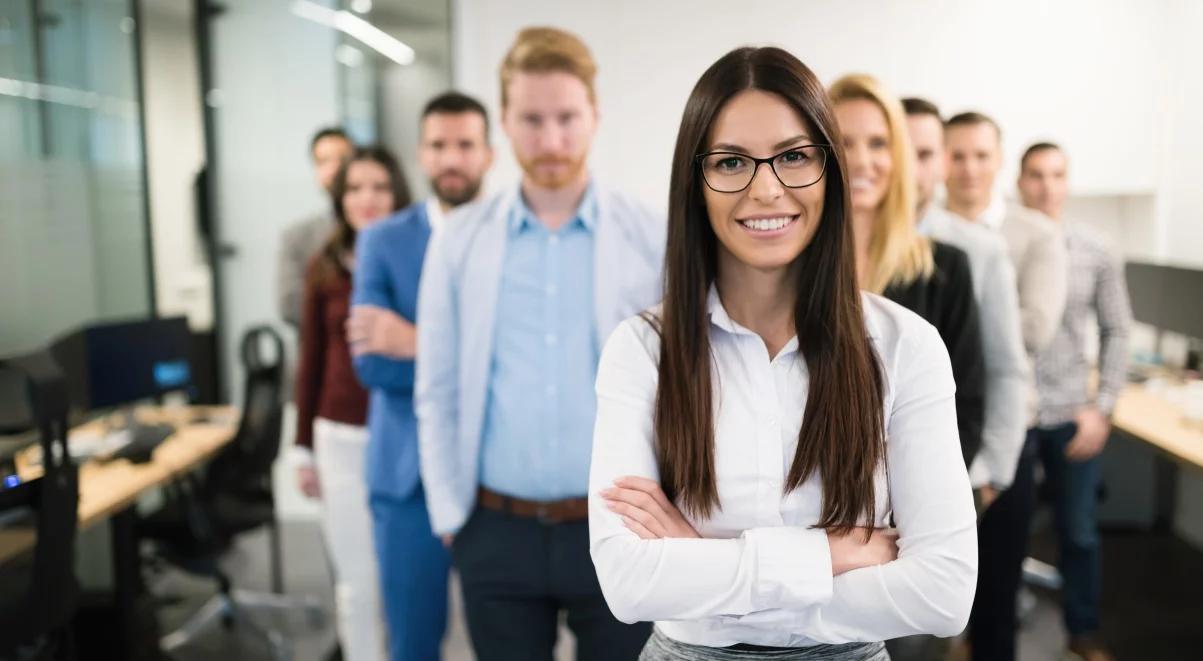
[277,127,354,327]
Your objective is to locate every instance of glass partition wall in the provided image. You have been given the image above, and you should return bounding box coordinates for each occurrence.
[0,0,152,356]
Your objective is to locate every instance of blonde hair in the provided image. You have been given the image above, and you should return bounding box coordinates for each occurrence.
[829,73,933,293]
[499,27,597,109]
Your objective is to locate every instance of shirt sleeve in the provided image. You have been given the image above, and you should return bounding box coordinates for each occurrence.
[1092,250,1132,415]
[351,224,415,393]
[715,321,978,642]
[415,229,467,535]
[970,243,1030,489]
[588,320,835,625]
[294,273,325,450]
[277,225,306,328]
[1016,223,1069,353]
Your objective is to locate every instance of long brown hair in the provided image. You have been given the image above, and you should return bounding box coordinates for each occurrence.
[653,47,886,535]
[312,145,411,285]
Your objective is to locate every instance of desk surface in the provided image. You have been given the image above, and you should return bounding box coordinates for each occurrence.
[0,406,239,564]
[1113,384,1203,470]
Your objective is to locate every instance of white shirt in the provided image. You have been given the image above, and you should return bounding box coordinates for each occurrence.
[588,288,977,647]
[425,197,446,235]
[973,194,1008,230]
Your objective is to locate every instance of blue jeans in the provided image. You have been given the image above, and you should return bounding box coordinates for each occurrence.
[1034,421,1102,636]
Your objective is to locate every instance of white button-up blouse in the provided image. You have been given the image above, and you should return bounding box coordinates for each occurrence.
[588,288,977,648]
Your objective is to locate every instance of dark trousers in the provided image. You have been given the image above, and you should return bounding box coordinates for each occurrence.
[969,422,1084,661]
[970,428,1042,661]
[452,506,651,661]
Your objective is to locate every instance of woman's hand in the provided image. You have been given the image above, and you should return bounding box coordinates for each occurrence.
[827,527,899,575]
[297,464,321,499]
[601,476,700,539]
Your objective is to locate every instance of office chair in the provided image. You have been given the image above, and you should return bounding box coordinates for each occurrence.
[139,326,322,660]
[0,351,80,660]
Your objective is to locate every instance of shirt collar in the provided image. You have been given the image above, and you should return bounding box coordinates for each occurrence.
[706,285,803,354]
[508,180,598,234]
[707,284,881,344]
[977,194,1007,229]
[425,198,446,234]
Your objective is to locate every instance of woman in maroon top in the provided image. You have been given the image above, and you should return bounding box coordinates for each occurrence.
[294,146,409,661]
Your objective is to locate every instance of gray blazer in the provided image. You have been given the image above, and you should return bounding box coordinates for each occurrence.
[997,202,1069,354]
[277,214,333,327]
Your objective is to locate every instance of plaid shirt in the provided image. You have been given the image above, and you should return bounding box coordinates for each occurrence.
[1034,224,1132,426]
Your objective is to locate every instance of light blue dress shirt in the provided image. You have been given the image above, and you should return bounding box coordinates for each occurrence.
[479,188,599,500]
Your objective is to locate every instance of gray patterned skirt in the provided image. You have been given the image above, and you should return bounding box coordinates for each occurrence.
[639,628,890,661]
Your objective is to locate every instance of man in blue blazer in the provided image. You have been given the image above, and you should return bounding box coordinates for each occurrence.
[416,28,664,661]
[348,91,494,661]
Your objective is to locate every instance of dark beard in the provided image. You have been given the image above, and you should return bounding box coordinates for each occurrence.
[431,174,481,208]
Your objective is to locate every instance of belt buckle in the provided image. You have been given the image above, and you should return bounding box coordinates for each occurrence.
[535,503,558,525]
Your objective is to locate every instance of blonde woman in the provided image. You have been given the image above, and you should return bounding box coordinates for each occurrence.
[831,74,984,471]
[831,74,985,659]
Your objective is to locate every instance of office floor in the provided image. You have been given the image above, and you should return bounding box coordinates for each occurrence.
[152,520,574,661]
[149,520,1203,661]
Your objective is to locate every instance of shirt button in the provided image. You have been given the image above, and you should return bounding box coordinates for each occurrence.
[545,333,558,346]
[546,385,557,396]
[547,284,557,296]
[548,235,560,246]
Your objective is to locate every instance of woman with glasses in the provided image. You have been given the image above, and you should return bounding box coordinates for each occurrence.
[588,47,976,660]
[830,74,985,475]
[295,146,410,661]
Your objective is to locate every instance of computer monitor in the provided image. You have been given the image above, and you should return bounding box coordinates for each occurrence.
[50,316,194,412]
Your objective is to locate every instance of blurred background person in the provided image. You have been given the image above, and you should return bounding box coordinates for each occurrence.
[831,74,984,471]
[279,127,355,328]
[1017,142,1132,661]
[831,73,985,661]
[945,111,1068,661]
[294,146,410,661]
[347,91,494,661]
[904,98,1028,506]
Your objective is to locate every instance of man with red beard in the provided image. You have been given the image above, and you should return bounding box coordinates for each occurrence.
[347,91,493,660]
[415,27,664,661]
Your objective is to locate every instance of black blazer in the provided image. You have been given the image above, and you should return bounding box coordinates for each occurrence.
[885,241,985,467]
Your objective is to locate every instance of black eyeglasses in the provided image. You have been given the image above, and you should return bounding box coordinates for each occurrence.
[696,145,830,193]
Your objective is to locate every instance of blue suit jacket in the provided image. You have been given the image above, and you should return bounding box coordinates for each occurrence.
[352,201,431,499]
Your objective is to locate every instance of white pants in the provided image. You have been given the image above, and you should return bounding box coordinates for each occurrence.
[313,417,387,661]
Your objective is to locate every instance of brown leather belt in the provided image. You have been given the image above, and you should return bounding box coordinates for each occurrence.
[477,487,589,524]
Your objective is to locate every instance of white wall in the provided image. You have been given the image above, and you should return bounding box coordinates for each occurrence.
[452,0,1195,264]
[1153,0,1203,267]
[141,0,214,331]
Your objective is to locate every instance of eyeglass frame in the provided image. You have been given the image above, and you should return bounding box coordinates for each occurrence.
[695,144,832,194]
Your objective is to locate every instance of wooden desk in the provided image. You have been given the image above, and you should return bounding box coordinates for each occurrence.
[0,405,239,563]
[1113,384,1203,471]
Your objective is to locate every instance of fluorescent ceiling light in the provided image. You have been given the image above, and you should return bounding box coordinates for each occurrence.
[290,0,414,66]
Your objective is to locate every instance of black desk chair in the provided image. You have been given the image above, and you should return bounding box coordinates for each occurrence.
[0,352,79,661]
[139,326,322,660]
